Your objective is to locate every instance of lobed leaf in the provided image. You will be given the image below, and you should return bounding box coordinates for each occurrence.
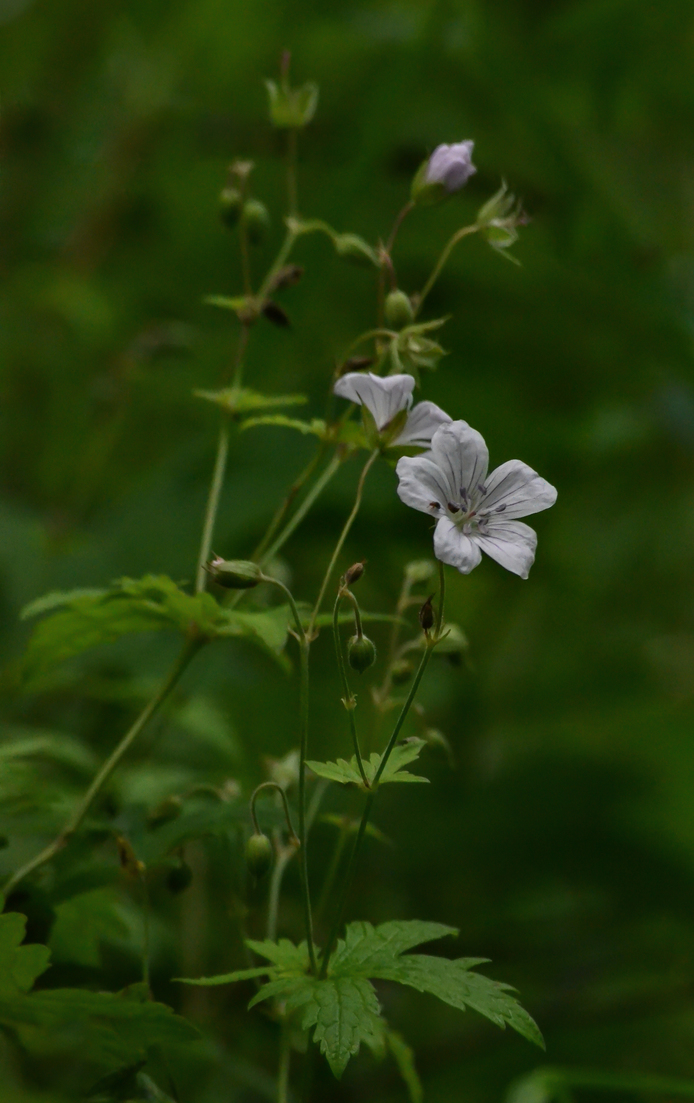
[0,900,51,997]
[285,974,383,1079]
[307,739,429,789]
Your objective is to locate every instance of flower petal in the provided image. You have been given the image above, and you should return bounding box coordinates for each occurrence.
[475,520,538,578]
[481,460,557,519]
[394,401,452,447]
[433,517,482,573]
[333,372,414,430]
[396,455,452,515]
[429,421,489,503]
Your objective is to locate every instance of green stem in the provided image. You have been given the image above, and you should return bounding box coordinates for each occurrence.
[315,822,349,927]
[260,454,342,569]
[4,638,201,895]
[252,446,325,564]
[308,450,379,637]
[319,563,446,975]
[250,782,299,843]
[263,577,317,974]
[195,416,231,593]
[257,225,298,302]
[266,845,293,942]
[416,224,477,315]
[332,593,369,787]
[536,1069,694,1099]
[278,1026,291,1103]
[286,128,298,217]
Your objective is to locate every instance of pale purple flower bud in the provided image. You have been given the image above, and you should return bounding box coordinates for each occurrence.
[425,141,477,193]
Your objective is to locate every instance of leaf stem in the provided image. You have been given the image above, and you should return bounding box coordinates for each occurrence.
[195,416,231,593]
[4,638,201,896]
[416,224,477,314]
[332,592,369,787]
[308,450,379,637]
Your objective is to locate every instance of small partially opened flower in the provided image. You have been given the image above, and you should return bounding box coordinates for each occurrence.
[333,372,451,449]
[396,420,557,578]
[412,141,477,204]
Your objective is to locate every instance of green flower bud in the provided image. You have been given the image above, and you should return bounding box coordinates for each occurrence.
[219,186,242,228]
[266,78,319,129]
[166,859,193,894]
[243,199,270,245]
[347,634,376,674]
[206,557,263,589]
[334,233,379,267]
[384,289,415,330]
[246,833,274,878]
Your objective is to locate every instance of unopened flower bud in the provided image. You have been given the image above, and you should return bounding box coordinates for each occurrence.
[334,233,379,267]
[419,595,435,633]
[391,658,414,685]
[261,300,291,328]
[266,78,319,129]
[384,289,415,330]
[412,141,476,205]
[268,264,304,292]
[348,634,376,674]
[343,561,365,586]
[246,833,274,878]
[219,186,242,228]
[206,557,263,589]
[243,199,270,244]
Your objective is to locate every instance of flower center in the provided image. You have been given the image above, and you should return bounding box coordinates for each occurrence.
[440,484,508,533]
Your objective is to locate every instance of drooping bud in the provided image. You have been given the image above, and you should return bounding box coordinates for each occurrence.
[384,289,415,330]
[334,233,379,267]
[418,595,435,634]
[206,558,263,589]
[261,300,291,328]
[219,186,242,228]
[411,141,476,206]
[243,198,270,244]
[147,795,183,829]
[343,561,365,587]
[246,833,274,878]
[347,634,377,674]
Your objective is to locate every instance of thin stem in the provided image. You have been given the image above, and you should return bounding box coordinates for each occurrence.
[252,446,325,564]
[195,417,231,593]
[416,224,478,314]
[238,194,253,299]
[263,577,317,974]
[385,200,415,255]
[250,782,299,843]
[308,450,379,637]
[315,821,349,926]
[260,454,342,569]
[4,639,201,895]
[319,793,374,979]
[231,320,250,390]
[257,225,298,303]
[332,592,369,787]
[286,128,298,217]
[140,867,151,991]
[266,845,293,942]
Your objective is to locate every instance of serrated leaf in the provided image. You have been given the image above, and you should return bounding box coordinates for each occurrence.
[331,920,457,973]
[245,938,312,971]
[194,386,307,416]
[307,739,428,789]
[48,889,129,968]
[0,903,51,997]
[0,987,200,1064]
[371,956,544,1048]
[283,974,383,1078]
[21,588,108,620]
[217,606,292,655]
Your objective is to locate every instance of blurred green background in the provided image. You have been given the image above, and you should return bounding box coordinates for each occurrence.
[2,0,694,1099]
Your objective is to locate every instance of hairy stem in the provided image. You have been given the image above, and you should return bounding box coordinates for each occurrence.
[332,592,368,786]
[195,417,231,593]
[4,638,201,895]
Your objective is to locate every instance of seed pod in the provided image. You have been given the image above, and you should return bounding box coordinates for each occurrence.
[246,833,274,878]
[347,634,376,674]
[219,186,242,228]
[384,289,415,330]
[243,198,270,244]
[206,557,262,589]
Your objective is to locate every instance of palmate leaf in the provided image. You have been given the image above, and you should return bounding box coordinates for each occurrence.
[175,917,542,1079]
[16,575,294,686]
[307,738,429,789]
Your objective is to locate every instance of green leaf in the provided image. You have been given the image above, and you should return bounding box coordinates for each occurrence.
[331,920,457,973]
[239,413,367,450]
[217,605,293,655]
[0,897,51,997]
[245,938,312,971]
[307,739,429,790]
[48,889,129,968]
[21,588,108,620]
[371,956,544,1048]
[0,986,200,1064]
[194,386,307,416]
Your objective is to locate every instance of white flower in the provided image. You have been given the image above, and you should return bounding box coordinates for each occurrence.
[333,372,451,448]
[425,141,477,193]
[396,420,557,578]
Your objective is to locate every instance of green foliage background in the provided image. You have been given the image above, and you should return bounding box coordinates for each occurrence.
[2,0,694,1099]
